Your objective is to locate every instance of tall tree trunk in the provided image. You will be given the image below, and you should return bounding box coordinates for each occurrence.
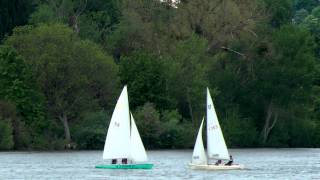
[262,101,278,144]
[59,113,71,143]
[68,15,79,33]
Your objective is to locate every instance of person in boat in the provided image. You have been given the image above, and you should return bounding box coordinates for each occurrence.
[225,155,233,166]
[215,160,222,165]
[111,159,117,164]
[122,158,128,164]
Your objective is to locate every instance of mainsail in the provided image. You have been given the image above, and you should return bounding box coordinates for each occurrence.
[191,118,207,165]
[206,88,230,160]
[103,86,131,159]
[130,113,148,162]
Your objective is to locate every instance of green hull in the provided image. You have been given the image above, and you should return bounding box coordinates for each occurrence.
[95,164,153,169]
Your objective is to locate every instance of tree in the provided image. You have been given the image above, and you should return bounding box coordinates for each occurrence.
[29,0,88,33]
[29,0,121,44]
[5,24,118,146]
[107,0,175,59]
[134,103,162,148]
[0,46,50,149]
[72,111,109,149]
[0,117,13,150]
[78,0,121,44]
[0,45,45,135]
[262,0,294,28]
[294,9,309,24]
[172,0,261,52]
[294,0,320,12]
[0,0,36,40]
[166,35,209,124]
[222,108,258,147]
[119,51,172,110]
[255,25,316,143]
[0,101,15,150]
[207,24,317,145]
[159,109,196,148]
[301,6,320,56]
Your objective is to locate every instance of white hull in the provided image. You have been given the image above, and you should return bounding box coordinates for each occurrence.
[189,163,244,170]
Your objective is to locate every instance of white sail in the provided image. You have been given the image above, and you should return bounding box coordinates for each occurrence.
[103,86,131,159]
[206,88,230,160]
[191,118,207,165]
[130,113,148,162]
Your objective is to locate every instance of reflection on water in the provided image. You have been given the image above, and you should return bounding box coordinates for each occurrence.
[1,149,319,179]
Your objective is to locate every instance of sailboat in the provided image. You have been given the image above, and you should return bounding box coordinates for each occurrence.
[189,88,244,170]
[95,86,153,169]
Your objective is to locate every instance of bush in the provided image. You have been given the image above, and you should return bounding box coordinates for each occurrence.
[119,51,172,110]
[287,118,318,147]
[12,120,31,150]
[0,100,31,150]
[72,111,109,149]
[222,108,259,147]
[30,120,65,150]
[159,110,181,148]
[0,118,14,150]
[159,110,196,149]
[266,120,290,147]
[314,121,320,147]
[134,103,162,149]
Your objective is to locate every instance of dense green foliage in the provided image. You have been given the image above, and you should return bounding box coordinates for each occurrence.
[120,52,171,110]
[4,23,118,149]
[1,0,320,150]
[0,0,35,40]
[0,117,13,150]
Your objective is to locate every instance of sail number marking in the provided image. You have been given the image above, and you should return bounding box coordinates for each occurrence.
[208,125,219,131]
[207,105,211,109]
[114,122,120,127]
[210,154,219,157]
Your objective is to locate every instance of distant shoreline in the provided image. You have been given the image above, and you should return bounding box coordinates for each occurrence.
[1,147,319,153]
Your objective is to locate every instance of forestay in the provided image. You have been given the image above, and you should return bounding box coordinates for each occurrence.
[206,88,230,160]
[191,118,207,165]
[130,113,148,162]
[103,86,131,159]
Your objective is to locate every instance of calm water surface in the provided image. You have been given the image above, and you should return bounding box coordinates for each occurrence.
[1,149,319,179]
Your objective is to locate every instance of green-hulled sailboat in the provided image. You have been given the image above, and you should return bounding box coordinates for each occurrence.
[95,86,153,169]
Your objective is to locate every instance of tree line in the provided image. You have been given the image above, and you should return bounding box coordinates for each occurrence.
[0,0,320,150]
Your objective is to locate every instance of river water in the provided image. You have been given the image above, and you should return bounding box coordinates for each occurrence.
[1,149,319,179]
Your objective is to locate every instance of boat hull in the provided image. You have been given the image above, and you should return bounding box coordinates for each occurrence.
[95,164,153,169]
[189,163,244,170]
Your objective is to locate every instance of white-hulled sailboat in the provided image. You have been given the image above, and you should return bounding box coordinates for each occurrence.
[95,86,153,169]
[189,88,244,170]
